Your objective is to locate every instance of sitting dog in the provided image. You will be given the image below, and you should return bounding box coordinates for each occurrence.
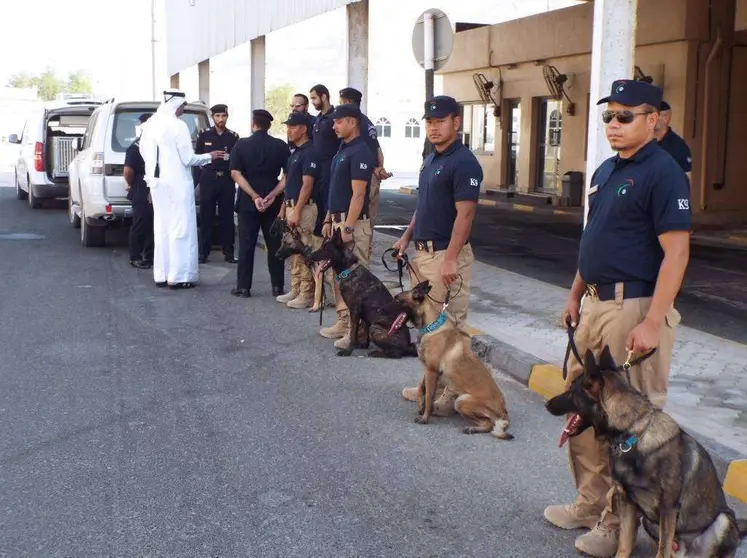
[391,281,513,440]
[275,226,334,313]
[306,228,418,359]
[546,346,747,558]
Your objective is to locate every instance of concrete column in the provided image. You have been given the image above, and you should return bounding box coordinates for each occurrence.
[346,0,369,113]
[170,73,180,90]
[198,59,210,105]
[250,36,266,117]
[583,0,637,226]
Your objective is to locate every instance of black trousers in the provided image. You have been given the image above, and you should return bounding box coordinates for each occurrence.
[237,197,284,291]
[199,177,236,258]
[129,186,154,261]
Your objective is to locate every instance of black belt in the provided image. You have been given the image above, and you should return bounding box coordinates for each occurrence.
[585,281,655,302]
[414,239,468,252]
[285,198,315,208]
[331,212,368,223]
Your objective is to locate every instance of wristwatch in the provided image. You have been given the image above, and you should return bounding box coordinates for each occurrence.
[343,225,355,235]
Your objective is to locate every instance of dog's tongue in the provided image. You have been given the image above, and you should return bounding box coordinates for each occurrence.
[558,414,581,448]
[388,312,408,336]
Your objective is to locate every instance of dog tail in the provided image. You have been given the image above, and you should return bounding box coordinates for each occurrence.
[491,419,515,441]
[738,518,747,538]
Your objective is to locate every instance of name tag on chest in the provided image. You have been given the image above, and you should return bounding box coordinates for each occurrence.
[205,142,213,146]
[589,185,599,195]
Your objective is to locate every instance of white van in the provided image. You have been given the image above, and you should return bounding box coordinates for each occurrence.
[67,99,211,247]
[9,99,101,208]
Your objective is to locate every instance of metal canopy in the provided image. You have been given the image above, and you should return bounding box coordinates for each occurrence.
[165,0,361,76]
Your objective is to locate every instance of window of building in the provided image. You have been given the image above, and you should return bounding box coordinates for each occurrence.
[535,98,563,192]
[506,100,521,189]
[461,104,496,154]
[404,118,421,139]
[375,117,391,138]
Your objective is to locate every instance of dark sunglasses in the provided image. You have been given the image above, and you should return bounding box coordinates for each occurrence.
[602,110,653,124]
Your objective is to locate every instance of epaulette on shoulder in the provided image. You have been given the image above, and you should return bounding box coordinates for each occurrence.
[231,130,239,138]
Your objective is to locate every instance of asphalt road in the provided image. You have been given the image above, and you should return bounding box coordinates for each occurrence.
[376,190,747,345]
[0,177,680,557]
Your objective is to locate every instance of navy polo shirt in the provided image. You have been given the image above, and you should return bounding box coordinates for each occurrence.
[658,127,692,173]
[578,140,692,286]
[284,141,321,202]
[312,107,340,161]
[360,113,380,161]
[413,139,483,244]
[327,136,375,214]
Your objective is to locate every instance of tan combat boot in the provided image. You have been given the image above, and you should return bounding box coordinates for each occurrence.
[288,280,314,309]
[543,502,601,530]
[276,290,298,303]
[319,310,349,339]
[574,521,619,557]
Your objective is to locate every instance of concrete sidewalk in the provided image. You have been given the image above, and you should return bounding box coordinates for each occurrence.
[364,230,747,503]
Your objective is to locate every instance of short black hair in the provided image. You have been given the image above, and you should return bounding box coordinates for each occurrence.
[293,93,309,105]
[253,115,271,131]
[310,84,330,100]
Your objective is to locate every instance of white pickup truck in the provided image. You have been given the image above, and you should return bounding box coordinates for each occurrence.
[67,99,211,247]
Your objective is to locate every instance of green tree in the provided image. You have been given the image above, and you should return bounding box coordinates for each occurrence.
[7,72,36,89]
[37,68,64,101]
[264,84,295,138]
[66,71,93,94]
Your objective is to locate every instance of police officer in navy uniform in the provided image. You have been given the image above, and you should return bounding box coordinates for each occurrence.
[309,84,340,240]
[124,113,155,269]
[655,100,692,175]
[229,109,291,298]
[287,93,314,152]
[394,96,482,410]
[194,104,239,264]
[543,80,690,558]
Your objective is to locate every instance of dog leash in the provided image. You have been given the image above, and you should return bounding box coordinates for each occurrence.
[562,315,657,385]
[381,248,464,305]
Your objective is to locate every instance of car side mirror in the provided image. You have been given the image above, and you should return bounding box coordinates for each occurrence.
[8,134,20,144]
[76,137,84,151]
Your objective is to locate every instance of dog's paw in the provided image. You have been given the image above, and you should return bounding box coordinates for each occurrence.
[414,415,430,425]
[336,349,353,357]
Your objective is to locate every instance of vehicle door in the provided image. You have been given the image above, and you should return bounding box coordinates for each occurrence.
[16,120,28,187]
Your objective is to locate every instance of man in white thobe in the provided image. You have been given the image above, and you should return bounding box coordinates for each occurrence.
[140,90,224,289]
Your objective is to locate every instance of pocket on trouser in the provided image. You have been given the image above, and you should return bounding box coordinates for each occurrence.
[353,219,372,265]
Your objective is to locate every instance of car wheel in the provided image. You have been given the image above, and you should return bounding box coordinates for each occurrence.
[69,193,81,229]
[80,207,106,247]
[15,172,28,200]
[27,177,41,209]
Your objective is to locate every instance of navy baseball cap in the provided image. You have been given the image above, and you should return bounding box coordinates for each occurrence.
[423,96,460,118]
[597,80,663,108]
[660,101,671,111]
[330,104,361,120]
[339,87,363,103]
[283,112,311,126]
[252,109,274,122]
[138,113,153,123]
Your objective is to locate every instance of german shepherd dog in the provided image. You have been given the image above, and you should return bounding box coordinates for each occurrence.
[306,228,418,359]
[546,346,747,558]
[274,225,333,313]
[390,281,514,440]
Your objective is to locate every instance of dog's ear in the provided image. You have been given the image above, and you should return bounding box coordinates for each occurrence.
[412,281,432,301]
[331,227,342,244]
[583,349,601,379]
[598,345,617,372]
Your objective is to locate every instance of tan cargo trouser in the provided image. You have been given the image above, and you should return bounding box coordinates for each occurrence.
[288,203,318,298]
[367,175,381,261]
[565,286,680,527]
[331,217,372,313]
[409,243,474,330]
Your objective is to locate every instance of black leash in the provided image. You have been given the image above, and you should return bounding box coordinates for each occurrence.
[380,248,463,306]
[562,315,657,385]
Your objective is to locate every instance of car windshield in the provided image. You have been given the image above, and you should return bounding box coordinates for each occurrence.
[110,109,207,152]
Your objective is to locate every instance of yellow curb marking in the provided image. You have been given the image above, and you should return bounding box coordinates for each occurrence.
[527,364,565,399]
[726,235,747,246]
[464,325,485,337]
[514,204,535,213]
[478,199,498,207]
[724,460,747,504]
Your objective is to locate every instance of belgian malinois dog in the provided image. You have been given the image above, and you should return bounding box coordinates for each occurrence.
[274,225,333,313]
[390,281,514,440]
[306,228,418,359]
[546,346,747,558]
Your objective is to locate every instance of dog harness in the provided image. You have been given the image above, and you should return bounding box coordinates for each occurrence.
[420,312,448,334]
[335,263,359,282]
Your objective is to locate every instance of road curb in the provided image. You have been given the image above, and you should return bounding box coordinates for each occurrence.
[397,186,582,221]
[258,234,746,504]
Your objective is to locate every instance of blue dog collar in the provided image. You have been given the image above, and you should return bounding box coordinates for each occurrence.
[420,312,448,334]
[619,435,638,453]
[336,269,352,282]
